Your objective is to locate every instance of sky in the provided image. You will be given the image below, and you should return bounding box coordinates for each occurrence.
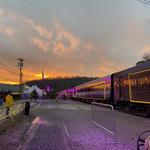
[0,0,150,84]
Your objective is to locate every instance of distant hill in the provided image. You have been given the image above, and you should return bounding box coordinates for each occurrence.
[25,76,97,98]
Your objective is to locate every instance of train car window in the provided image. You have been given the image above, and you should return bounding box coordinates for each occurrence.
[136,79,138,86]
[129,69,150,102]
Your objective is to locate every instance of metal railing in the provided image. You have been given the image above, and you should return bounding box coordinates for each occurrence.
[0,101,25,121]
[91,102,116,142]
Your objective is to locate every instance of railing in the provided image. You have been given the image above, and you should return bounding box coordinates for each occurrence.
[91,102,116,142]
[0,101,26,121]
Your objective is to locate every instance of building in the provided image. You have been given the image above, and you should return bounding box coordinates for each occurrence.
[0,84,19,93]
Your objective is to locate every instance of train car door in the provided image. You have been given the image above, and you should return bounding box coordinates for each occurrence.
[119,77,122,99]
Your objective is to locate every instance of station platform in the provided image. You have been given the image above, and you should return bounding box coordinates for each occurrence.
[0,99,150,150]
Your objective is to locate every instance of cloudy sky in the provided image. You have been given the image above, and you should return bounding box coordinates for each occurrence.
[0,0,150,84]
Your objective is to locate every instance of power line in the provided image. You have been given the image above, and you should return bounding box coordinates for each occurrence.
[0,62,10,69]
[0,61,18,75]
[0,65,18,75]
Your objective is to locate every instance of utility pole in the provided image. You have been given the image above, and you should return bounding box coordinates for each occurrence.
[42,69,44,99]
[42,69,44,80]
[17,58,25,95]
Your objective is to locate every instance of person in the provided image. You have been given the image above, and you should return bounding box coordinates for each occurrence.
[0,95,4,106]
[5,92,14,115]
[24,99,30,116]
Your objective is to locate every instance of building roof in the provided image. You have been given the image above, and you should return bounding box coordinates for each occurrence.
[0,84,19,92]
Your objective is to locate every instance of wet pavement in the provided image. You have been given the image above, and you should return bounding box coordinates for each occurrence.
[0,100,149,150]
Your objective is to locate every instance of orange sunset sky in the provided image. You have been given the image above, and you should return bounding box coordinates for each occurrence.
[0,0,150,84]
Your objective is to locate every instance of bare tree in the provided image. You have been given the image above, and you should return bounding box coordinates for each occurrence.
[136,0,150,65]
[136,53,150,65]
[143,53,150,61]
[138,0,150,24]
[136,60,145,65]
[138,0,150,5]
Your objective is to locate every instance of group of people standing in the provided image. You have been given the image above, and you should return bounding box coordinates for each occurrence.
[0,92,14,115]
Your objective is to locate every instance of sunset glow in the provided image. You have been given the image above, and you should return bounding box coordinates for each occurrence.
[0,0,150,84]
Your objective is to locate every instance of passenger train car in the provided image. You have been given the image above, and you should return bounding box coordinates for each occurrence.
[74,76,112,104]
[113,61,150,115]
[59,61,150,116]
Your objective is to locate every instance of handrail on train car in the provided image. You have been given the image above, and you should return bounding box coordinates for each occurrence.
[91,102,115,111]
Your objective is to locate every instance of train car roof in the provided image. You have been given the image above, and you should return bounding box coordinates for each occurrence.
[114,60,150,76]
[59,87,75,93]
[75,75,111,89]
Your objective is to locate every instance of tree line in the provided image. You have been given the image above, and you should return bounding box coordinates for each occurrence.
[25,76,97,98]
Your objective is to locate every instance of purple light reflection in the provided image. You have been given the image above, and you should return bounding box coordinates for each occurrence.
[32,117,49,126]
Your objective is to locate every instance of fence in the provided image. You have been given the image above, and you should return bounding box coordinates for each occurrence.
[91,102,116,142]
[0,101,25,121]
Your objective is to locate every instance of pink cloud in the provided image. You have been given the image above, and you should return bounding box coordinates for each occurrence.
[19,17,82,56]
[52,21,80,56]
[0,9,96,57]
[53,42,67,55]
[35,25,52,39]
[0,24,14,37]
[31,37,50,52]
[21,17,52,40]
[28,20,82,56]
[55,25,80,49]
